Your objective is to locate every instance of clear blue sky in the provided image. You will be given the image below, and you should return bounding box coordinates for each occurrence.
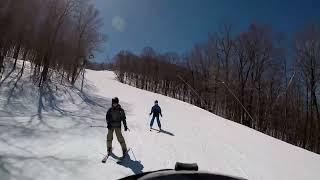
[93,0,320,62]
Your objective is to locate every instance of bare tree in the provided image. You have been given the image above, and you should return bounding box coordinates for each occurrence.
[0,0,104,87]
[295,24,320,152]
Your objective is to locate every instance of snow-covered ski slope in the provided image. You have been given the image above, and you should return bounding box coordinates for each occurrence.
[1,64,320,180]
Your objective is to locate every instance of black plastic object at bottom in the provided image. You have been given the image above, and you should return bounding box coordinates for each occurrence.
[119,170,247,180]
[174,162,198,171]
[118,162,246,180]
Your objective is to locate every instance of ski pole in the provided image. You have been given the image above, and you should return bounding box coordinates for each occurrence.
[90,125,107,128]
[131,148,137,161]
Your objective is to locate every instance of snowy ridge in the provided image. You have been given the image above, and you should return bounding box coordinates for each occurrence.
[0,62,319,180]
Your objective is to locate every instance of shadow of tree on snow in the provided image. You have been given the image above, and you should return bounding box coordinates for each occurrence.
[0,68,134,179]
[0,153,86,180]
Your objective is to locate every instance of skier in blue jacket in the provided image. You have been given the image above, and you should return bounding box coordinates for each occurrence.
[149,100,162,130]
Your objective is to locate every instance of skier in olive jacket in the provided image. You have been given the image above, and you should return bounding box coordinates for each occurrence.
[106,97,128,156]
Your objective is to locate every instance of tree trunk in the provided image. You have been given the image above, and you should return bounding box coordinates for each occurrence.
[13,43,21,69]
[40,56,49,86]
[61,71,65,84]
[81,69,85,92]
[20,49,28,75]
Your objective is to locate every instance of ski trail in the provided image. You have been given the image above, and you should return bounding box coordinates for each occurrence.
[1,66,320,180]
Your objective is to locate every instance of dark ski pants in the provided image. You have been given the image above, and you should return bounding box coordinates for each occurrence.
[150,116,161,129]
[107,128,127,152]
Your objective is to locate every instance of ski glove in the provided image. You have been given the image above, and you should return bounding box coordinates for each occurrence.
[124,126,128,131]
[107,123,111,129]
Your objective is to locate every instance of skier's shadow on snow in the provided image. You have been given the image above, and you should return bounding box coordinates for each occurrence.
[159,129,174,136]
[110,152,144,174]
[151,128,175,136]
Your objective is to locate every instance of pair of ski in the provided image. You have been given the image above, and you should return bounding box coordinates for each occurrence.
[150,128,162,132]
[101,148,130,163]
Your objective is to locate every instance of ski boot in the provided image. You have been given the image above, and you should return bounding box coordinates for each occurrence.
[122,149,128,158]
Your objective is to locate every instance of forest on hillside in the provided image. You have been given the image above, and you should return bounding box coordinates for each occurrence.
[0,0,105,87]
[113,24,320,154]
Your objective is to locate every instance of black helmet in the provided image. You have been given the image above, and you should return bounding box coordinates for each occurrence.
[155,100,158,104]
[112,97,119,104]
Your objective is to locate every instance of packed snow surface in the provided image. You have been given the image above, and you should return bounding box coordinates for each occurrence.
[1,62,319,180]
